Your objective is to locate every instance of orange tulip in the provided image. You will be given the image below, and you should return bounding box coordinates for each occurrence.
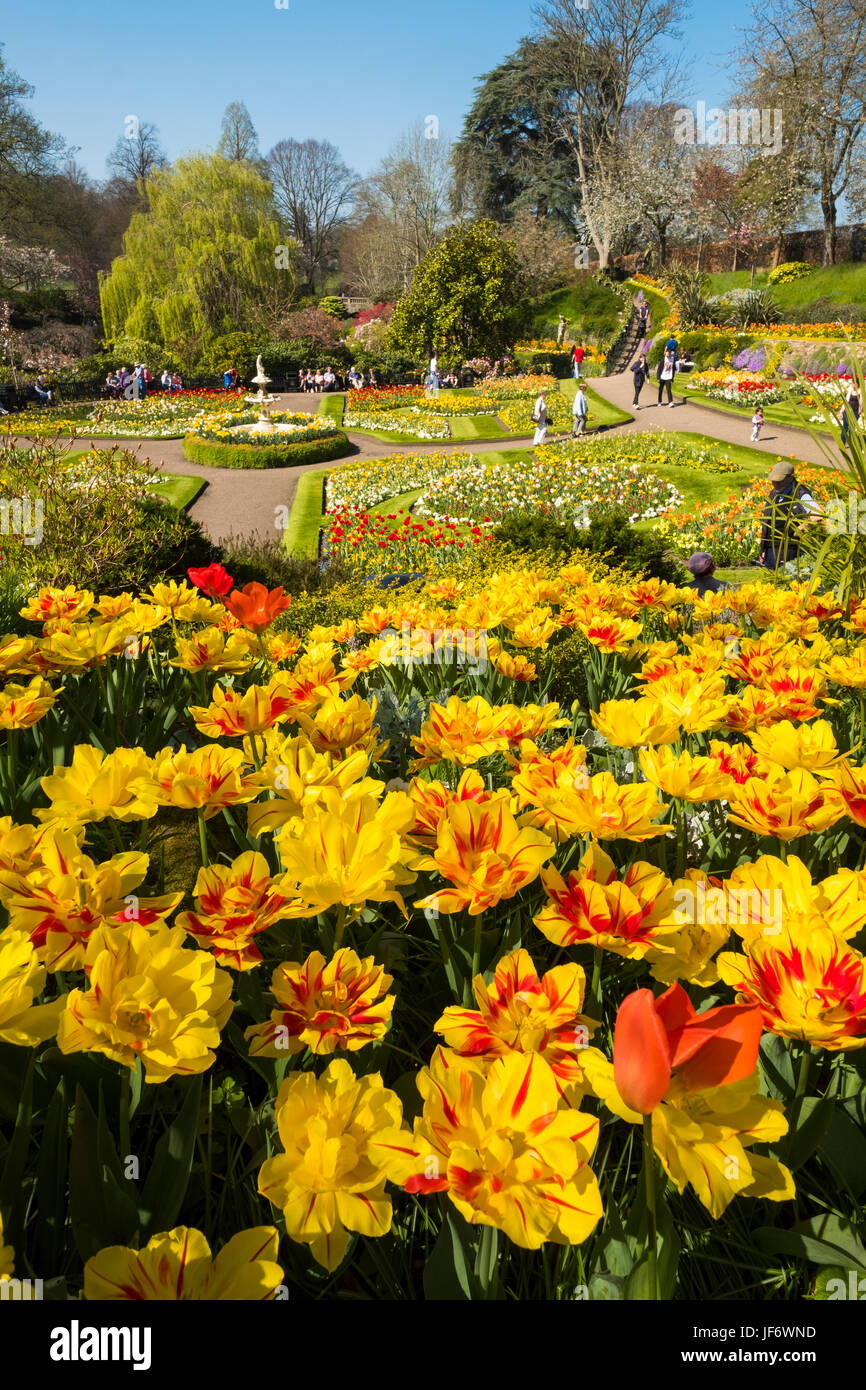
[224,583,292,634]
[613,984,762,1115]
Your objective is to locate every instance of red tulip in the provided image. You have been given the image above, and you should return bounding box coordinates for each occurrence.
[613,984,762,1115]
[188,563,233,598]
[224,582,291,633]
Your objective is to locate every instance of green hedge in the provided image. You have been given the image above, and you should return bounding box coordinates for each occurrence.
[182,431,351,470]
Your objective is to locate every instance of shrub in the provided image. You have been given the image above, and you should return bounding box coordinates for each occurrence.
[571,508,686,584]
[667,266,715,327]
[278,307,346,353]
[768,261,813,285]
[196,332,258,378]
[181,431,351,469]
[727,289,781,330]
[493,512,577,556]
[217,533,354,593]
[319,296,347,319]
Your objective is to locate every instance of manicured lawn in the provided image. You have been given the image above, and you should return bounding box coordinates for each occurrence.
[318,394,345,423]
[449,415,510,440]
[150,473,206,509]
[558,380,633,429]
[282,467,328,557]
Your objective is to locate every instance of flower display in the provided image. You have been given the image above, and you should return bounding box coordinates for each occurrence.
[83,1227,284,1300]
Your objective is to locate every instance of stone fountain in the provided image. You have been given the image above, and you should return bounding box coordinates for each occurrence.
[243,355,279,434]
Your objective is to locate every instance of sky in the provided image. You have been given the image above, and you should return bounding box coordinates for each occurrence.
[1,0,756,181]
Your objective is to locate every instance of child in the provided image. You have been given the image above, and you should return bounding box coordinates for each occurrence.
[751,406,764,442]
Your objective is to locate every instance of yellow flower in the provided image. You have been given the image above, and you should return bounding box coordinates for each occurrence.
[638,746,735,802]
[84,1227,284,1300]
[0,931,64,1045]
[295,694,385,758]
[0,1210,13,1281]
[591,697,680,749]
[145,744,262,819]
[246,733,380,836]
[583,1053,794,1219]
[646,671,735,734]
[275,789,418,916]
[372,1050,603,1250]
[578,615,642,652]
[508,738,589,842]
[0,635,39,676]
[20,585,94,624]
[36,620,134,671]
[746,718,850,773]
[727,770,842,840]
[175,851,298,969]
[37,746,159,826]
[188,680,297,739]
[527,769,671,843]
[0,676,59,729]
[258,1059,405,1271]
[57,924,233,1082]
[414,798,553,915]
[534,843,679,958]
[644,870,732,986]
[171,627,256,675]
[410,694,510,769]
[245,948,394,1056]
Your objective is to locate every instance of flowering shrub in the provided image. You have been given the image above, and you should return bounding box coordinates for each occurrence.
[767,262,814,285]
[1,559,865,1304]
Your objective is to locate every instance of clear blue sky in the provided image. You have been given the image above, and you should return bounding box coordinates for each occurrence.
[2,0,755,181]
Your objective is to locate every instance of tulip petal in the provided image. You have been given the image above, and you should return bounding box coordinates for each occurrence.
[613,989,671,1114]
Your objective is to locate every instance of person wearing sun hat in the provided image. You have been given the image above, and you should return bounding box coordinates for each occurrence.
[685,551,730,598]
[759,459,821,577]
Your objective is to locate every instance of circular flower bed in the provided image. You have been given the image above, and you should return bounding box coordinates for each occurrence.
[415,445,682,527]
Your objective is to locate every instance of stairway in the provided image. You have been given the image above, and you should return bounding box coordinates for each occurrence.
[605,306,650,376]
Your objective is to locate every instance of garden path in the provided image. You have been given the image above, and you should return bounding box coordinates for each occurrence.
[14,384,842,546]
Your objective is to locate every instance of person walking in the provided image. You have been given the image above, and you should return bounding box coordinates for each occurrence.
[428,353,440,398]
[751,406,764,442]
[841,382,861,448]
[572,384,589,436]
[572,344,585,380]
[637,298,649,336]
[759,461,821,578]
[657,349,676,407]
[631,356,648,409]
[532,390,549,446]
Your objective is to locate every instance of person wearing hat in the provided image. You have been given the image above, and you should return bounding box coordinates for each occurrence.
[685,552,730,598]
[759,461,821,576]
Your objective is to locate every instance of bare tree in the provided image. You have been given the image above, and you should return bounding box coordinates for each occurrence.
[217,102,261,164]
[533,0,689,267]
[743,0,866,265]
[267,138,357,294]
[355,125,453,292]
[106,121,166,188]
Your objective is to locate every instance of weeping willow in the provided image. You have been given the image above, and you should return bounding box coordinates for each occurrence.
[99,154,295,353]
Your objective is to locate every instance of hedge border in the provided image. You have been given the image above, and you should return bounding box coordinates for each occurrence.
[181,431,351,470]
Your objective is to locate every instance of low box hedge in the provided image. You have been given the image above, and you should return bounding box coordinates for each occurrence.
[182,430,351,470]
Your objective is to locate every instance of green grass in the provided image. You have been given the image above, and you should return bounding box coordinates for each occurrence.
[282,468,329,557]
[318,394,345,423]
[449,415,510,440]
[531,276,623,343]
[624,279,672,335]
[707,263,866,315]
[558,380,633,429]
[150,474,205,509]
[679,382,834,435]
[371,489,423,514]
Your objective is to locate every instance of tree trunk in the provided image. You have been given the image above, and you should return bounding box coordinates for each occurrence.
[658,226,667,269]
[696,232,704,273]
[771,232,784,269]
[732,241,739,273]
[821,192,837,266]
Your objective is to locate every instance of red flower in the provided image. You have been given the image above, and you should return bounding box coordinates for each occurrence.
[224,582,291,633]
[188,563,234,597]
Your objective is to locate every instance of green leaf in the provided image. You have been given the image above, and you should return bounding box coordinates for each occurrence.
[69,1084,139,1262]
[818,1105,866,1199]
[35,1082,68,1273]
[771,1096,834,1171]
[754,1215,866,1272]
[811,1266,853,1301]
[0,1051,34,1251]
[758,1032,795,1100]
[423,1206,480,1300]
[138,1076,202,1238]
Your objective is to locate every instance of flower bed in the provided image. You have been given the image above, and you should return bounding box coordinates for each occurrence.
[4,389,250,439]
[327,451,474,511]
[2,560,866,1305]
[185,410,337,446]
[415,443,683,527]
[655,462,848,566]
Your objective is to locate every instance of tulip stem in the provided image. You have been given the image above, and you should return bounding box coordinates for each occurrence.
[643,1113,659,1301]
[475,1223,499,1299]
[197,809,210,868]
[794,1045,811,1101]
[469,912,484,1003]
[777,839,788,863]
[590,948,603,1014]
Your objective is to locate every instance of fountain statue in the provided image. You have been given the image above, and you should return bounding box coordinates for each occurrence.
[244,354,278,433]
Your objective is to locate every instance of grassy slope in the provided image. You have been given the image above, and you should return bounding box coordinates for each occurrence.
[707,264,866,310]
[449,415,510,440]
[150,474,206,509]
[318,394,345,422]
[624,279,672,336]
[531,276,624,342]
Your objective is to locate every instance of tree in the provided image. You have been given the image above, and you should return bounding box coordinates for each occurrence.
[355,126,454,294]
[267,138,357,293]
[737,149,811,267]
[452,37,581,232]
[217,102,261,165]
[105,121,167,192]
[0,45,65,238]
[277,307,345,353]
[624,105,696,268]
[386,220,529,367]
[743,0,866,265]
[99,154,295,358]
[501,210,577,299]
[533,0,687,267]
[690,159,746,269]
[339,214,401,301]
